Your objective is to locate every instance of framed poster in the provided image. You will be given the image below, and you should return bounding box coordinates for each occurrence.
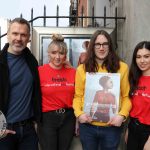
[84,72,120,123]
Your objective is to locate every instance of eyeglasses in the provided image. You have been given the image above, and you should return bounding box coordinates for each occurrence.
[94,42,109,49]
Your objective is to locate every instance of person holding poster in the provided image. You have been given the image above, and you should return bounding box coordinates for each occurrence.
[73,30,132,150]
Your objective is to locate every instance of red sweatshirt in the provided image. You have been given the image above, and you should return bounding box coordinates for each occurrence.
[38,64,76,112]
[130,76,150,125]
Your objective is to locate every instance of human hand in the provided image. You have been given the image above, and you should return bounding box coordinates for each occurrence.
[0,111,16,139]
[107,114,125,127]
[63,60,73,68]
[0,129,16,139]
[144,136,150,150]
[78,113,92,124]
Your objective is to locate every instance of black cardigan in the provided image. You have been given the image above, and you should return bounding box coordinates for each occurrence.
[0,43,42,123]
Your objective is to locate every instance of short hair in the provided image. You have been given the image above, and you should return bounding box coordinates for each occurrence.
[99,76,110,88]
[8,18,30,34]
[82,41,89,50]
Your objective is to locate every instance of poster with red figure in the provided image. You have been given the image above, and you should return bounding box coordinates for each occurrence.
[84,72,120,123]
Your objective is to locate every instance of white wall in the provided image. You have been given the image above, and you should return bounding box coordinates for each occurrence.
[122,0,150,64]
[95,0,110,27]
[0,18,9,49]
[93,0,150,65]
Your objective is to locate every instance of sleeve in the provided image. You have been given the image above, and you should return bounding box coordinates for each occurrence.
[118,63,132,118]
[73,65,86,117]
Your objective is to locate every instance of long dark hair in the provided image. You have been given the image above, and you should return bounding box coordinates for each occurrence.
[85,30,120,73]
[129,41,150,97]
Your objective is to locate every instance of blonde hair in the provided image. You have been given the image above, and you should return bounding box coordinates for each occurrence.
[48,34,68,54]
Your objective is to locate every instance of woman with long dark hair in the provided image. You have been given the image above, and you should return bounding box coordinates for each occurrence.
[126,41,150,150]
[73,30,131,150]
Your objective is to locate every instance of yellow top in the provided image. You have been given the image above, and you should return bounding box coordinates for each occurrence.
[73,61,132,126]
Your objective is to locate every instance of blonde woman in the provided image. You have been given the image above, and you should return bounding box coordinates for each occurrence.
[38,34,76,150]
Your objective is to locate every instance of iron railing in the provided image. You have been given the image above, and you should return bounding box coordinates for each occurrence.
[0,5,126,49]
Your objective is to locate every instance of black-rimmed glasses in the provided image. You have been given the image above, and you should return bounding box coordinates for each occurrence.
[94,42,109,49]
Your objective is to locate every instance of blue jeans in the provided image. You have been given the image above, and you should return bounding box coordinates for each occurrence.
[0,123,38,150]
[79,123,122,150]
